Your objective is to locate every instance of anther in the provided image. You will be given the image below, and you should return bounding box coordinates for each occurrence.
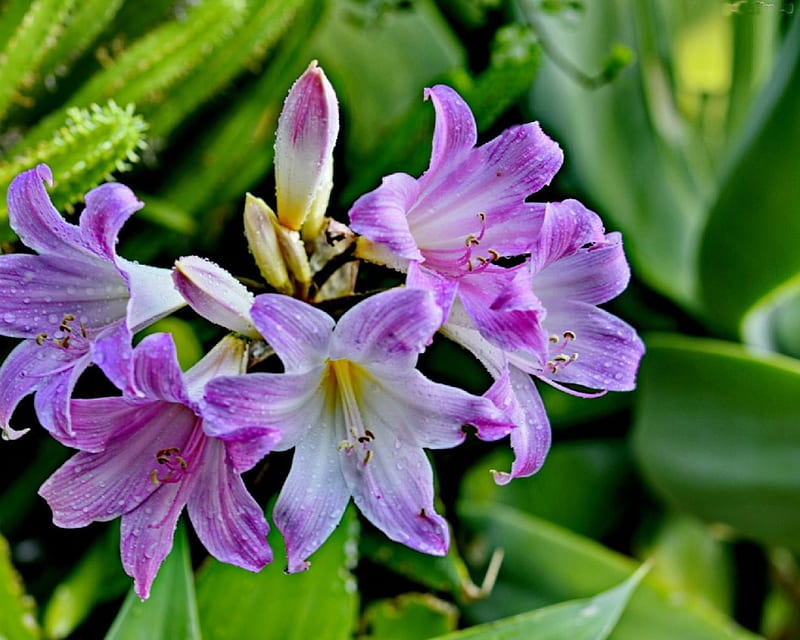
[563,330,576,341]
[363,449,373,465]
[465,234,480,247]
[35,333,47,345]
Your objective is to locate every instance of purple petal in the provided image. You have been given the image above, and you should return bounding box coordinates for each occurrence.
[183,334,248,400]
[536,301,645,391]
[424,85,478,173]
[274,429,350,573]
[486,366,551,485]
[32,352,93,443]
[79,182,143,261]
[348,172,423,261]
[406,262,458,323]
[173,256,257,338]
[0,254,127,339]
[91,321,135,395]
[360,368,511,446]
[458,266,548,356]
[331,288,440,367]
[341,434,449,556]
[529,200,606,275]
[121,479,189,599]
[202,369,325,451]
[130,333,189,404]
[218,427,281,473]
[122,260,186,332]
[534,231,630,305]
[249,294,332,372]
[187,438,271,572]
[7,165,88,259]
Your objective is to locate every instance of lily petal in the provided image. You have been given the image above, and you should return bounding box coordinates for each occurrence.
[79,182,144,261]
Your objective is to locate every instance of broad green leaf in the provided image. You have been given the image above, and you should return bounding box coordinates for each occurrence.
[43,525,128,640]
[457,501,760,640]
[632,333,800,551]
[0,533,40,640]
[104,522,200,640]
[699,12,800,337]
[431,564,648,640]
[460,440,633,539]
[363,593,458,640]
[196,506,358,640]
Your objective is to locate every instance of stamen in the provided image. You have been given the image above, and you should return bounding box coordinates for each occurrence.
[363,449,373,465]
[36,333,47,345]
[151,446,189,484]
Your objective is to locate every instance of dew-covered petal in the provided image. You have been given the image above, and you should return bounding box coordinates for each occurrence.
[273,426,350,573]
[187,438,271,571]
[0,339,87,440]
[342,434,449,556]
[91,321,135,395]
[33,351,94,444]
[485,365,551,485]
[0,254,126,339]
[424,85,478,174]
[121,259,185,332]
[361,368,511,446]
[38,401,194,529]
[130,333,190,404]
[250,294,332,372]
[173,256,258,338]
[331,288,440,368]
[458,266,548,356]
[535,301,645,391]
[7,165,88,259]
[347,172,423,262]
[79,182,143,261]
[202,369,325,451]
[534,232,630,305]
[121,478,190,600]
[218,426,281,474]
[406,261,458,323]
[529,199,606,275]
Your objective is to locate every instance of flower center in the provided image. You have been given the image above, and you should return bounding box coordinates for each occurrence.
[149,446,189,485]
[327,359,376,467]
[463,212,500,273]
[35,313,89,351]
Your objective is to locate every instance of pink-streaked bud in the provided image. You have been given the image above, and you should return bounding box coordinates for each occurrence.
[173,256,259,339]
[274,60,339,238]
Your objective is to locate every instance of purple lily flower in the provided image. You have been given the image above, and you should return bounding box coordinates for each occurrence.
[202,288,513,573]
[39,333,277,599]
[443,200,645,484]
[0,165,185,442]
[348,84,562,354]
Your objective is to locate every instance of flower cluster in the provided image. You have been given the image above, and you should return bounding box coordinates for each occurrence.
[0,61,644,598]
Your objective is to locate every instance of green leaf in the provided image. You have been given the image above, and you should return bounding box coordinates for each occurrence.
[632,333,800,551]
[363,593,458,640]
[0,101,146,236]
[457,501,761,640]
[103,522,200,640]
[431,564,648,640]
[43,525,129,640]
[0,533,40,640]
[699,12,800,337]
[196,505,359,640]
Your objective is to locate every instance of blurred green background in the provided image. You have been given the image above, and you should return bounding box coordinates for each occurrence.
[0,0,798,638]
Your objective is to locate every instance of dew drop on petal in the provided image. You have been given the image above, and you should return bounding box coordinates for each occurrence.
[2,312,14,323]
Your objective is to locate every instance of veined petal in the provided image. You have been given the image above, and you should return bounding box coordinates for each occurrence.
[131,333,190,404]
[250,294,332,372]
[37,400,173,527]
[348,172,423,262]
[0,254,127,339]
[529,199,606,275]
[220,427,282,473]
[202,369,325,451]
[274,426,350,573]
[7,165,88,259]
[534,232,630,305]
[275,60,339,232]
[424,85,478,173]
[531,301,645,391]
[486,365,551,485]
[122,259,186,332]
[459,266,548,356]
[173,256,258,338]
[79,182,143,261]
[187,438,271,572]
[331,288,440,367]
[342,433,449,556]
[121,478,190,600]
[91,321,135,395]
[406,262,458,323]
[33,351,93,443]
[184,334,248,401]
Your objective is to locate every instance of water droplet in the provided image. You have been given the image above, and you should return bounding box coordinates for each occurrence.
[47,313,58,324]
[22,297,30,305]
[66,286,76,295]
[2,312,14,323]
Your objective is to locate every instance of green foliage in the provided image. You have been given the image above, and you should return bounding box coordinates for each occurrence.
[0,533,40,640]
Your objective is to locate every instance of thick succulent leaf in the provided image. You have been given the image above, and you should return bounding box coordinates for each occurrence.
[103,522,200,640]
[195,506,358,640]
[633,333,800,551]
[0,532,40,640]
